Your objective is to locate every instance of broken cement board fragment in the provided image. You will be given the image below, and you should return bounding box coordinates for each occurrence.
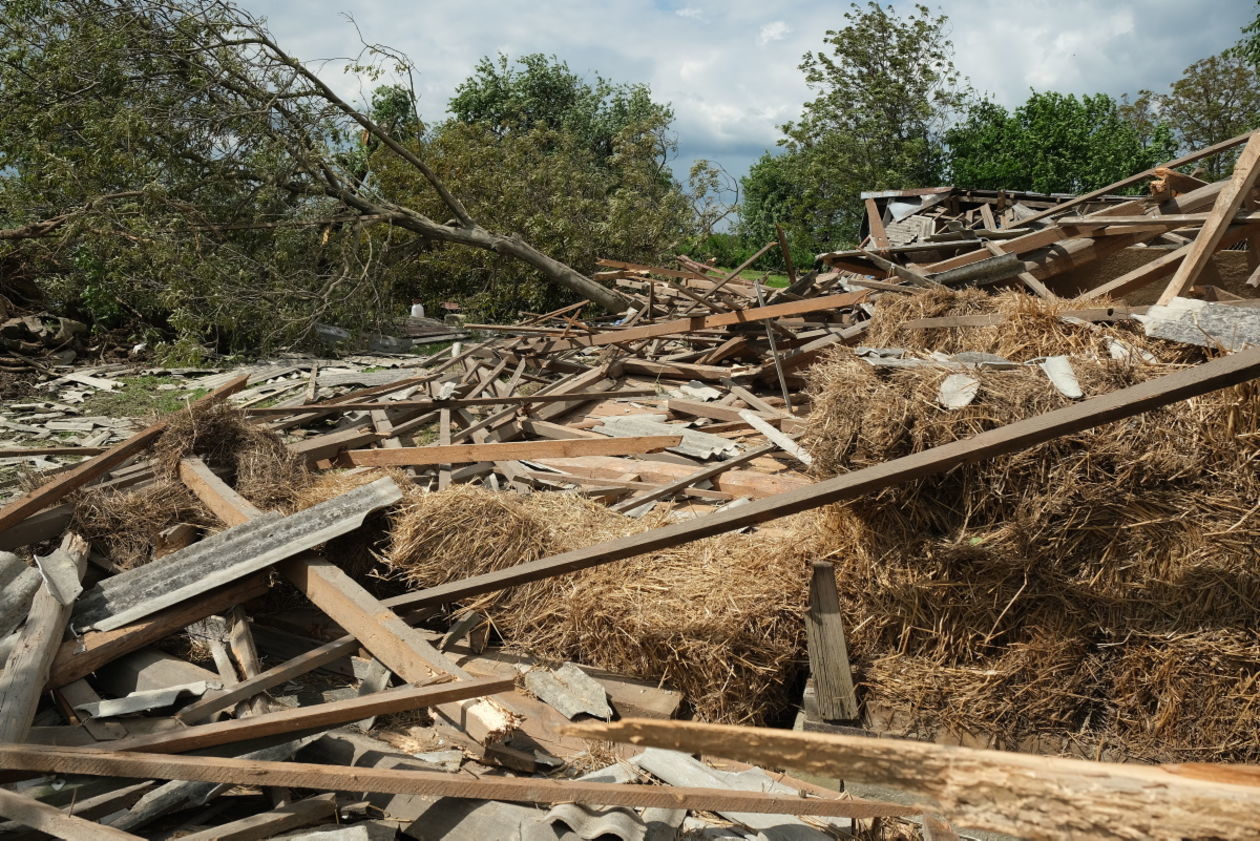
[74,681,217,718]
[1038,356,1083,399]
[74,477,403,632]
[1139,298,1260,351]
[634,748,845,841]
[34,541,86,606]
[522,662,614,720]
[937,373,980,409]
[594,416,738,460]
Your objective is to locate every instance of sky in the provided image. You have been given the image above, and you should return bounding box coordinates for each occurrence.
[248,0,1256,188]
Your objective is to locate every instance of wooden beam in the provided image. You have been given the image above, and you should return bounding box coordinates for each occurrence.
[178,457,261,527]
[340,435,682,467]
[576,719,1260,841]
[1158,132,1260,305]
[106,677,513,754]
[0,745,914,820]
[47,574,271,689]
[608,442,778,514]
[0,787,144,841]
[0,534,89,742]
[1077,225,1254,301]
[246,389,657,415]
[278,556,516,744]
[805,561,858,720]
[1003,130,1255,230]
[540,292,866,350]
[0,376,248,536]
[381,348,1260,612]
[176,633,359,725]
[864,199,891,250]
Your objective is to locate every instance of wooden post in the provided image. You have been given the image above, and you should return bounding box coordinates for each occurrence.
[805,560,858,721]
[0,533,90,742]
[1157,131,1260,305]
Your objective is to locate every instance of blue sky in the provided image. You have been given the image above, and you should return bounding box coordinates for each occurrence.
[248,0,1256,188]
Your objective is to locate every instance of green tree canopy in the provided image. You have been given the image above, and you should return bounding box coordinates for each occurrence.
[740,2,972,256]
[449,53,673,167]
[1149,51,1260,180]
[946,91,1175,193]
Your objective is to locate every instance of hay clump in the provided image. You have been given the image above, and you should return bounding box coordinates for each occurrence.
[386,485,811,724]
[153,401,310,510]
[801,287,1260,761]
[72,400,314,569]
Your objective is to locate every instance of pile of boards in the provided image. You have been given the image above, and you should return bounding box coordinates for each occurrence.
[0,133,1258,840]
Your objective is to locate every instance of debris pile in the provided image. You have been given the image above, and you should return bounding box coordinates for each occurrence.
[0,134,1258,840]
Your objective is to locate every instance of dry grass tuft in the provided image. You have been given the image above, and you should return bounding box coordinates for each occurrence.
[154,401,309,510]
[801,287,1260,761]
[386,485,812,724]
[73,400,314,569]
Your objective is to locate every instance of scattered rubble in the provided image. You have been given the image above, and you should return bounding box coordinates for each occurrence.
[0,135,1258,841]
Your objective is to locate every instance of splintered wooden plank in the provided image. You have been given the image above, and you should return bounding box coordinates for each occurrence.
[340,435,682,467]
[576,720,1260,841]
[0,376,248,537]
[1158,132,1260,305]
[0,534,89,743]
[72,478,402,632]
[0,787,144,841]
[0,745,913,819]
[382,347,1260,612]
[106,677,513,754]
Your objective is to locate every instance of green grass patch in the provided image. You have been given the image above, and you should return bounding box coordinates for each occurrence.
[82,375,209,418]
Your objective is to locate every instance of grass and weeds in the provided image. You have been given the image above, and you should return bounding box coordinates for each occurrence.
[82,375,209,418]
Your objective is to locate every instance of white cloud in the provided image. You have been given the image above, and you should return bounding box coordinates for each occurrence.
[248,0,1254,186]
[758,20,791,46]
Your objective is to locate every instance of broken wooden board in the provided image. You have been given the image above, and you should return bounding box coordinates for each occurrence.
[386,347,1260,611]
[339,435,682,467]
[577,719,1260,841]
[0,745,913,820]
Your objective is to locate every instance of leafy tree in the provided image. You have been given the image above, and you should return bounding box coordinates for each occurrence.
[1149,51,1260,180]
[741,2,972,256]
[1238,5,1260,69]
[369,54,694,319]
[0,0,631,356]
[946,92,1174,193]
[449,53,673,167]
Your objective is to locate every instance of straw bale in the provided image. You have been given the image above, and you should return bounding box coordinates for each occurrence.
[386,486,811,724]
[802,287,1260,761]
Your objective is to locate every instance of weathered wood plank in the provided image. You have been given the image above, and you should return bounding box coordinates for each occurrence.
[0,787,144,841]
[577,719,1260,841]
[340,435,682,467]
[383,348,1260,612]
[0,745,914,819]
[173,793,338,841]
[0,534,89,742]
